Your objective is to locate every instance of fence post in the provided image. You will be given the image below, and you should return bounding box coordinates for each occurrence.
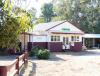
[24,52,28,64]
[26,52,28,63]
[0,66,7,76]
[16,57,19,74]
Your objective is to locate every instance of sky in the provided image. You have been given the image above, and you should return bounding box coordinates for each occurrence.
[29,0,52,17]
[16,0,52,17]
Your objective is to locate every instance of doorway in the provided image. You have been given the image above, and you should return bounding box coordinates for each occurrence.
[62,37,70,50]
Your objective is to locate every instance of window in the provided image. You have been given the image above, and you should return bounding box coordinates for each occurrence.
[51,36,54,41]
[57,36,60,41]
[51,36,60,41]
[71,36,79,42]
[71,36,74,41]
[77,36,79,41]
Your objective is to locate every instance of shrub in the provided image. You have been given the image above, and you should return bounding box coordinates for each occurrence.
[29,46,45,57]
[37,49,50,59]
[29,50,35,57]
[29,47,37,57]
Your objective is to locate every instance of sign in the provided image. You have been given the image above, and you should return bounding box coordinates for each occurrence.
[62,28,70,32]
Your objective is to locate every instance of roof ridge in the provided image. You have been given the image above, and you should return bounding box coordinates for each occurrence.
[46,20,67,31]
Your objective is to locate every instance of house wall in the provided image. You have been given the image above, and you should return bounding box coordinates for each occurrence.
[70,42,83,52]
[30,35,47,42]
[49,33,83,52]
[32,42,47,48]
[28,34,83,52]
[28,35,47,51]
[50,33,82,42]
[48,42,62,52]
[30,35,47,48]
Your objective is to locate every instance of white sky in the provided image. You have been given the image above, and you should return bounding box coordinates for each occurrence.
[17,0,52,17]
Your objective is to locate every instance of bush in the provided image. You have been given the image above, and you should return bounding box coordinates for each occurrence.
[29,50,35,57]
[29,47,37,57]
[37,49,50,59]
[29,46,45,57]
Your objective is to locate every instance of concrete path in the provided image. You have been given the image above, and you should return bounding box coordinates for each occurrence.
[19,49,100,76]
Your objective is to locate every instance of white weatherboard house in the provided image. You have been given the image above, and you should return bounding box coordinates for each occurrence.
[25,21,84,52]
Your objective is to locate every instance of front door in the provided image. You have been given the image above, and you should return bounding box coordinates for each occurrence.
[62,37,70,50]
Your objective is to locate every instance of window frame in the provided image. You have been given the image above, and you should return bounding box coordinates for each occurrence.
[51,35,60,42]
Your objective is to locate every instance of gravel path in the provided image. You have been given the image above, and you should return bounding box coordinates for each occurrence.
[20,49,100,76]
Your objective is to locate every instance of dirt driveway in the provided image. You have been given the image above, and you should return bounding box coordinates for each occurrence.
[20,49,100,76]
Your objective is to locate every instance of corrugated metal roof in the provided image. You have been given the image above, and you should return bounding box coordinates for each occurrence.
[83,34,100,38]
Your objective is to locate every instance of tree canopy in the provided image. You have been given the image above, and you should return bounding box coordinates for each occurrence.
[0,0,31,49]
[41,3,54,22]
[52,0,100,33]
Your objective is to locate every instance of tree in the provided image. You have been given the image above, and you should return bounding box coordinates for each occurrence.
[79,0,100,33]
[53,0,100,33]
[53,0,74,20]
[41,3,54,22]
[14,7,32,30]
[0,0,20,51]
[28,8,36,22]
[35,17,45,24]
[0,0,31,54]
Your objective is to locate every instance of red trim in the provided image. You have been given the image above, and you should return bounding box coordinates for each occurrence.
[46,20,67,31]
[51,32,84,35]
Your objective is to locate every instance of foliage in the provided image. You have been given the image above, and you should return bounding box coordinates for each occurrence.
[29,46,44,57]
[35,17,45,24]
[29,50,35,57]
[14,7,32,29]
[0,0,31,50]
[41,3,54,22]
[29,46,50,59]
[37,49,50,59]
[53,0,73,20]
[53,0,100,33]
[0,15,20,48]
[28,8,36,23]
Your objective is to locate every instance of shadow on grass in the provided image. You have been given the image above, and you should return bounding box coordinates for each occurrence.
[19,61,36,76]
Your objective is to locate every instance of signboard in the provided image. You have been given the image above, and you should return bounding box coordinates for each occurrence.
[62,28,70,32]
